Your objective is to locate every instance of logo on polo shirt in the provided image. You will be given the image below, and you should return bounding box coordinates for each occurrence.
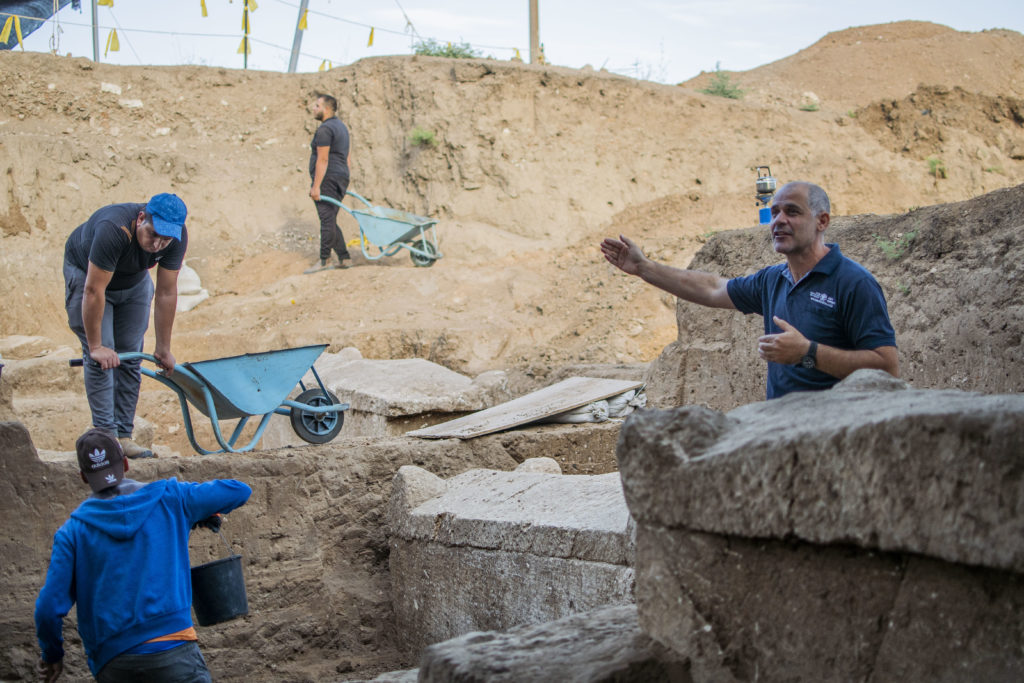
[809,291,836,309]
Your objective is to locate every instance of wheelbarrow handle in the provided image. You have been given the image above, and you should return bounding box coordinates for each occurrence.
[69,352,175,371]
[320,191,373,210]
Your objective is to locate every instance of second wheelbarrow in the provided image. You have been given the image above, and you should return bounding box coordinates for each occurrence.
[72,344,348,455]
[320,190,442,267]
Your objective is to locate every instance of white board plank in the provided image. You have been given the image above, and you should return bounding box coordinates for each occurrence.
[406,377,644,440]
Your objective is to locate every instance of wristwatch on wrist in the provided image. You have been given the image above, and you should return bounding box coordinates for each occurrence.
[800,341,818,369]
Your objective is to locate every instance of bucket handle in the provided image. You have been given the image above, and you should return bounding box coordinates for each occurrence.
[215,529,236,558]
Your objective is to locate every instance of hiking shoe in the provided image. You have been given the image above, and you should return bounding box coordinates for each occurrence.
[336,253,352,269]
[303,259,337,274]
[119,437,155,459]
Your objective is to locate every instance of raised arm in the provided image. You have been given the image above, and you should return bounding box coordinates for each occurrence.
[600,235,735,309]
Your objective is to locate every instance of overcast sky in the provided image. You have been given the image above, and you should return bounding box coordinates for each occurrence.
[11,0,1024,83]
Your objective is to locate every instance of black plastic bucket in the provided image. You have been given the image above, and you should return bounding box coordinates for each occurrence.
[190,554,248,626]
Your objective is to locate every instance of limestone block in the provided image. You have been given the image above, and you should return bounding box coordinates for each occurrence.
[619,370,1024,572]
[389,464,635,651]
[418,605,688,683]
[390,466,633,562]
[365,670,419,683]
[301,353,511,416]
[636,526,1024,682]
[391,541,635,653]
[618,372,1024,679]
[2,348,84,394]
[387,465,447,531]
[514,456,561,474]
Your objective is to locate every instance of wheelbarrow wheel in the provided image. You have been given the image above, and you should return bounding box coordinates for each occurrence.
[290,388,344,444]
[410,239,438,267]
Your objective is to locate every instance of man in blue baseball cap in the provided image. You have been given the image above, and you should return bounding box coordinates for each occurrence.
[63,193,189,459]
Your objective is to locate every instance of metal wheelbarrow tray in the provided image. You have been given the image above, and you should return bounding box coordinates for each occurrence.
[72,344,348,454]
[320,190,442,267]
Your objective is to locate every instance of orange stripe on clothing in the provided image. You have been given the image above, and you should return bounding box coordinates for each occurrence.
[145,626,198,643]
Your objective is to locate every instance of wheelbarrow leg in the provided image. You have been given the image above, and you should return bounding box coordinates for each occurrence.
[226,417,252,449]
[218,412,276,453]
[140,368,225,456]
[141,366,267,455]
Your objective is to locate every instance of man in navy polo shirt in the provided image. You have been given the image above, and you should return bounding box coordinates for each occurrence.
[600,181,897,399]
[63,193,188,457]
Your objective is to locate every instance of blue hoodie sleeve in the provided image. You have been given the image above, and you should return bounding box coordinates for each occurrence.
[178,479,252,526]
[35,527,76,663]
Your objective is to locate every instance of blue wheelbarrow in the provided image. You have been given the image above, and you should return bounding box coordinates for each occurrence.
[321,191,442,267]
[71,344,348,455]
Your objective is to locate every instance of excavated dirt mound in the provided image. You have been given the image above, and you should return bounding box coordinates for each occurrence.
[2,21,1022,454]
[1,19,1023,680]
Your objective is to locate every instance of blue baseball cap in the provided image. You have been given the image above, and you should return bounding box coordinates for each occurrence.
[146,193,187,241]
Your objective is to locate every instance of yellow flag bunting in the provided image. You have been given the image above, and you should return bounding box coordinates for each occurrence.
[367,27,374,47]
[104,28,119,56]
[245,0,258,10]
[97,0,113,6]
[1,15,24,49]
[200,0,208,18]
[237,37,251,54]
[318,59,332,72]
[298,9,308,30]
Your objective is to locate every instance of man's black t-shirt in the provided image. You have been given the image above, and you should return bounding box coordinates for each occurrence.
[64,203,188,291]
[308,117,350,182]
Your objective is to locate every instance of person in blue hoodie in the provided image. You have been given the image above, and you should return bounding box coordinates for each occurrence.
[35,429,252,682]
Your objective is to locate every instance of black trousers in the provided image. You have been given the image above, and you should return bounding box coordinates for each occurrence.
[314,175,350,261]
[96,641,211,682]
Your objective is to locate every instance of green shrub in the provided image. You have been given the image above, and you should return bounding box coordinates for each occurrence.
[413,39,480,59]
[700,62,743,99]
[408,127,437,147]
[798,102,820,112]
[927,156,947,179]
[874,230,917,260]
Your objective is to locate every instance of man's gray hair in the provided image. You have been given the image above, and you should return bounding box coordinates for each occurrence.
[777,181,831,217]
[804,182,831,217]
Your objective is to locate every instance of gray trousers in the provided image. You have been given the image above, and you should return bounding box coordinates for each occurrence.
[64,262,153,438]
[96,641,211,683]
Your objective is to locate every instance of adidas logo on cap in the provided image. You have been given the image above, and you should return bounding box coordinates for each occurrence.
[89,447,109,469]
